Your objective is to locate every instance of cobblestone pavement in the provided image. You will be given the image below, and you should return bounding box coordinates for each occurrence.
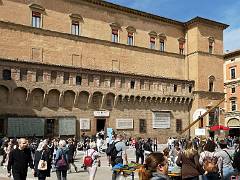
[0,144,167,180]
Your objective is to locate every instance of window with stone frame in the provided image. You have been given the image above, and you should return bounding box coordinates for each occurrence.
[2,69,11,80]
[231,100,237,111]
[176,119,182,132]
[112,28,119,43]
[159,33,166,52]
[140,79,144,89]
[174,84,177,92]
[32,11,41,28]
[189,86,192,93]
[110,22,121,43]
[71,20,80,35]
[208,76,215,92]
[70,14,83,36]
[149,31,157,49]
[110,77,115,88]
[230,67,236,79]
[20,68,27,81]
[126,26,136,46]
[232,87,236,94]
[36,69,43,82]
[178,37,185,55]
[208,37,214,54]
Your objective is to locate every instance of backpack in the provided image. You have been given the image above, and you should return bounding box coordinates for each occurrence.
[55,149,68,170]
[84,150,95,167]
[203,155,219,173]
[233,149,240,171]
[143,142,152,152]
[106,141,120,160]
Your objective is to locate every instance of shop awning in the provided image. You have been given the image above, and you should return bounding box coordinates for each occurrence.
[210,125,230,131]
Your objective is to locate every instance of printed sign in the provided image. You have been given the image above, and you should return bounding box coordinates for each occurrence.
[80,118,90,130]
[152,112,170,128]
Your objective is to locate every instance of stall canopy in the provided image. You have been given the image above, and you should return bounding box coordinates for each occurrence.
[210,125,230,131]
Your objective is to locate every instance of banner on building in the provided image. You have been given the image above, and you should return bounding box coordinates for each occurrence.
[80,118,90,130]
[152,112,171,128]
[116,119,133,129]
[8,117,45,137]
[59,117,76,135]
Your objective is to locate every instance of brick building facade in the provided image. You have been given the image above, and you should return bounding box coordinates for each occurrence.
[0,0,228,141]
[224,50,240,137]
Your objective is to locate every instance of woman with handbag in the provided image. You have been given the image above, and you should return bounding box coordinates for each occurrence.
[34,141,52,180]
[55,140,69,180]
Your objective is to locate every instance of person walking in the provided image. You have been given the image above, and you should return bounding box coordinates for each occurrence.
[7,138,34,180]
[67,138,78,173]
[55,140,69,180]
[153,138,158,152]
[176,140,203,180]
[34,141,52,180]
[83,143,100,180]
[135,137,144,164]
[111,134,128,180]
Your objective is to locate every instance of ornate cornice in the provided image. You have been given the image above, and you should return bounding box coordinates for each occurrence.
[224,49,240,59]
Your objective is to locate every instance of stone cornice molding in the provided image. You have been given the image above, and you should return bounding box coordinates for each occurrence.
[148,31,157,37]
[126,26,136,33]
[0,20,185,59]
[224,49,240,59]
[187,51,224,58]
[69,13,84,22]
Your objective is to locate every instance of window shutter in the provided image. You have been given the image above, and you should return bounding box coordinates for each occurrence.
[112,29,118,35]
[72,20,79,25]
[128,32,133,36]
[179,42,184,49]
[150,37,155,43]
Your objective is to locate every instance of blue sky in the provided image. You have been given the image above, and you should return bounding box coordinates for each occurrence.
[106,0,240,52]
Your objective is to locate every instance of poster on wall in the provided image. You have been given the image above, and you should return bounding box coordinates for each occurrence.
[8,118,45,137]
[59,117,76,135]
[80,118,90,130]
[116,119,133,129]
[152,112,171,128]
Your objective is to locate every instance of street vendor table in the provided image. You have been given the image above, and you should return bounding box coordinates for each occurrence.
[113,169,135,180]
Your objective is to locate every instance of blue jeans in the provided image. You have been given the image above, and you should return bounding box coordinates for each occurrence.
[223,166,235,180]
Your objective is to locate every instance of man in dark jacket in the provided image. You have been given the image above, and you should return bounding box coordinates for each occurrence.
[7,138,34,180]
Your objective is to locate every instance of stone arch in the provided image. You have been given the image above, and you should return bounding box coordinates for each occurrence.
[0,85,9,105]
[105,92,115,109]
[31,88,44,108]
[78,91,89,109]
[13,87,27,105]
[47,89,60,108]
[227,118,240,127]
[92,91,103,109]
[63,90,75,108]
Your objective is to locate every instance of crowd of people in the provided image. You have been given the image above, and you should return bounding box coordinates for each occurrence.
[0,133,240,180]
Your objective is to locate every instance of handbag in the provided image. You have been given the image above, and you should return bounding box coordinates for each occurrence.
[56,149,68,170]
[38,151,47,171]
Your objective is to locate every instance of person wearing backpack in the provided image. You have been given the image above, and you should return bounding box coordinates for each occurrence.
[110,134,128,180]
[54,140,69,180]
[216,140,235,180]
[199,140,222,179]
[83,143,100,180]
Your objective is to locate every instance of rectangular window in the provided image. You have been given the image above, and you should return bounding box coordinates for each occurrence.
[179,42,184,55]
[230,68,236,79]
[20,68,27,81]
[76,75,82,85]
[121,77,125,88]
[112,29,118,43]
[130,80,135,89]
[71,21,80,35]
[209,82,214,92]
[160,40,165,52]
[51,71,57,83]
[36,70,43,82]
[150,37,156,49]
[139,119,146,133]
[231,100,236,111]
[176,119,182,132]
[32,11,41,28]
[127,32,134,46]
[189,86,192,93]
[110,77,115,88]
[232,87,236,93]
[209,42,213,54]
[174,84,177,92]
[2,69,11,80]
[64,72,69,84]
